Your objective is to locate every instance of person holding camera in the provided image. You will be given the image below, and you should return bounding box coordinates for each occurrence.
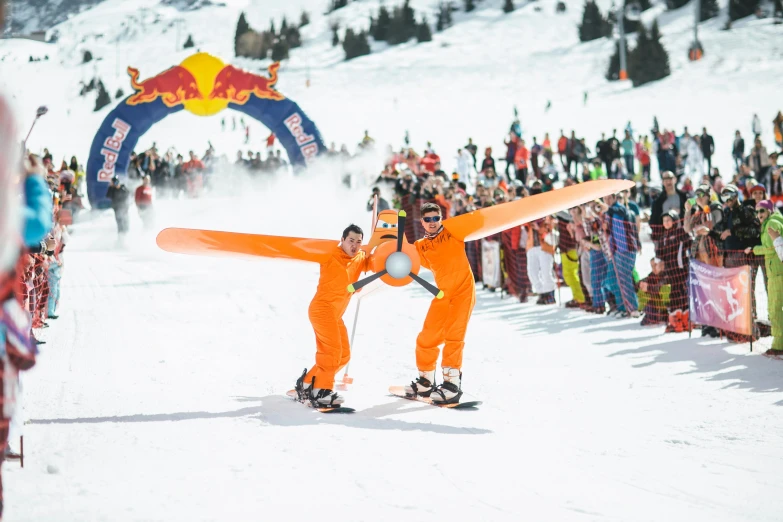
[366,187,389,212]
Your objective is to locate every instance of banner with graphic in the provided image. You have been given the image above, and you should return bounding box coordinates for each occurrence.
[86,53,325,209]
[481,239,501,289]
[689,259,752,335]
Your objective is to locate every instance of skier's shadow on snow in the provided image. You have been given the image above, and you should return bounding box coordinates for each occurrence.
[609,338,783,405]
[252,395,493,435]
[29,396,492,435]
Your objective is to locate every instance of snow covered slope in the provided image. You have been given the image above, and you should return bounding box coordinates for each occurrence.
[6,179,783,522]
[0,0,781,177]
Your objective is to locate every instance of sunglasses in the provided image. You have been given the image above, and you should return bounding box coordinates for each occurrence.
[756,209,769,215]
[422,216,441,223]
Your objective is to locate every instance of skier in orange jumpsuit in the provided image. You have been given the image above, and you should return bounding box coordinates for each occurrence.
[405,202,475,404]
[295,224,370,407]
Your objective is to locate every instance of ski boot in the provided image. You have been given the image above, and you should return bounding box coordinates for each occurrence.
[403,370,435,398]
[294,368,344,406]
[430,367,463,405]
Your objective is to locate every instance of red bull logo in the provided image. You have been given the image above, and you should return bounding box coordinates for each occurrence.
[209,62,285,104]
[126,65,203,107]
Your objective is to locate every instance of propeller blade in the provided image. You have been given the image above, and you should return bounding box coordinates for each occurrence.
[409,272,444,299]
[347,269,387,293]
[396,210,406,252]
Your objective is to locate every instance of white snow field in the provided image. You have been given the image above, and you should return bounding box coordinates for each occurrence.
[4,171,783,522]
[2,0,783,520]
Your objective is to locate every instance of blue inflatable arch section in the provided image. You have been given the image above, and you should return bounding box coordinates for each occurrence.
[86,96,326,209]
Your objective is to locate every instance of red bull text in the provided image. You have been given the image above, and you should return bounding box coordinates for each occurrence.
[284,113,318,165]
[98,119,131,182]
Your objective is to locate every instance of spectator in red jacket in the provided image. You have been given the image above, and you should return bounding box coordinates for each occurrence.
[135,175,154,230]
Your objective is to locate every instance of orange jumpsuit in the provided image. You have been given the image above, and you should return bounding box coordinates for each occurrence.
[414,228,476,371]
[304,246,371,390]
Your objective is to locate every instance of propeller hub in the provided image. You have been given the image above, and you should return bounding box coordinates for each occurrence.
[386,251,412,279]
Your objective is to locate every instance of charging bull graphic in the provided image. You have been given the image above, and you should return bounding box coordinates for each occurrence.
[126,66,203,107]
[86,52,325,209]
[209,62,284,103]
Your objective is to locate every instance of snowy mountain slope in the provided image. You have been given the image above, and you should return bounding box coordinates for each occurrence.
[4,0,106,35]
[0,0,780,179]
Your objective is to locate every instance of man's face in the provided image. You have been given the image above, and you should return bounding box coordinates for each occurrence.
[756,208,769,222]
[341,232,362,257]
[421,211,441,234]
[663,176,675,191]
[662,216,673,230]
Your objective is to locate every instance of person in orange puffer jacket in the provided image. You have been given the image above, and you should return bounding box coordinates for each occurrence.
[294,225,372,407]
[514,139,530,185]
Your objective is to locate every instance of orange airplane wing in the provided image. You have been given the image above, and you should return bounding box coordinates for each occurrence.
[156,228,337,263]
[443,179,634,241]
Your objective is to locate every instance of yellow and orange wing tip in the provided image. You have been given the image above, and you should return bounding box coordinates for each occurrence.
[155,228,337,264]
[442,179,634,242]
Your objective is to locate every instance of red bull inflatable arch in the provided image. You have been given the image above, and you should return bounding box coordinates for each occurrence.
[86,52,326,209]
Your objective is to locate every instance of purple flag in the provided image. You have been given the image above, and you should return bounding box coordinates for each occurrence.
[689,259,752,335]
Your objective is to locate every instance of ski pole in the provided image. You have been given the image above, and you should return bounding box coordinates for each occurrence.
[23,106,48,146]
[341,298,362,385]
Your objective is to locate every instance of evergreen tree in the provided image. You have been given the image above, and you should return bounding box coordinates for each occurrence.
[403,0,417,29]
[437,2,453,30]
[503,0,515,13]
[271,38,289,61]
[286,25,302,48]
[94,81,111,111]
[700,0,719,20]
[235,12,251,57]
[300,10,310,27]
[281,17,288,34]
[417,16,433,42]
[579,0,610,42]
[774,0,783,17]
[730,0,759,20]
[343,28,371,60]
[465,0,475,12]
[628,20,670,87]
[623,0,640,33]
[183,34,194,48]
[115,88,124,99]
[331,0,348,11]
[270,19,276,36]
[388,6,409,44]
[331,21,340,46]
[606,39,629,80]
[374,6,392,40]
[82,50,93,63]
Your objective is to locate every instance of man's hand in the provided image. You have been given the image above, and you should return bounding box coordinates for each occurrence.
[744,247,752,254]
[769,227,781,241]
[720,230,731,240]
[639,282,648,292]
[684,200,693,213]
[25,155,45,178]
[695,226,710,236]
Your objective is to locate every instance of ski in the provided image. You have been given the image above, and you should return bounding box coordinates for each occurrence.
[285,389,355,413]
[388,386,482,409]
